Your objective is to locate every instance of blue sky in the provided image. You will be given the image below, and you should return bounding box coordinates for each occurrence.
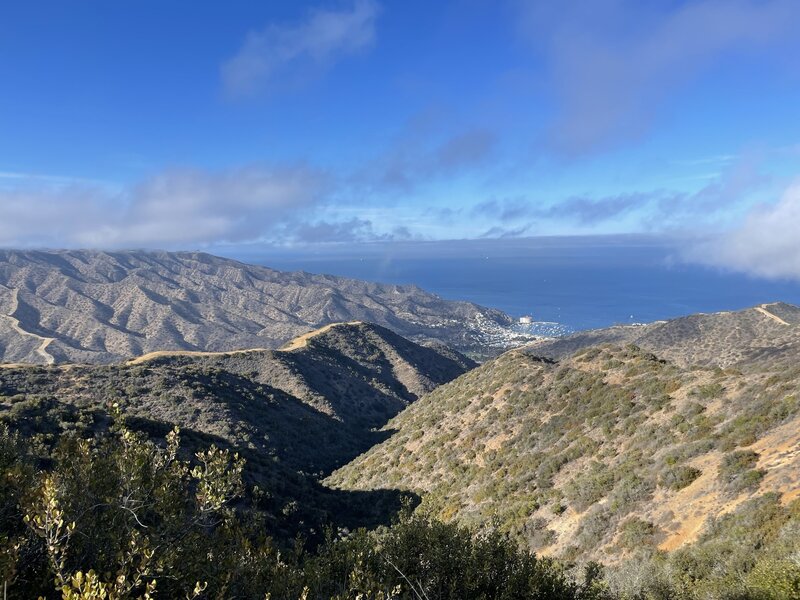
[1,0,799,277]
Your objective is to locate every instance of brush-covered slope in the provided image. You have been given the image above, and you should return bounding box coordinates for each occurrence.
[525,302,800,368]
[0,322,473,472]
[127,320,475,433]
[0,249,511,364]
[0,322,474,538]
[328,338,800,562]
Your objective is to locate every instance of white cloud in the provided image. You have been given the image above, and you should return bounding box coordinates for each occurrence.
[687,180,800,279]
[0,185,116,248]
[222,0,379,97]
[0,165,329,248]
[517,0,800,154]
[464,155,769,234]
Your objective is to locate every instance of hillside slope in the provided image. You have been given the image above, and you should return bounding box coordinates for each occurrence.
[525,302,800,367]
[329,328,800,561]
[0,249,513,364]
[0,322,472,471]
[0,322,473,540]
[129,321,474,433]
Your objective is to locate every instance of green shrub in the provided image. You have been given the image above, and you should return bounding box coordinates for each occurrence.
[692,382,725,400]
[745,558,800,599]
[718,450,765,493]
[659,464,702,490]
[618,517,659,550]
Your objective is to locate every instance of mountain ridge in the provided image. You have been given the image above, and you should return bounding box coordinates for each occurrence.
[0,249,516,364]
[524,301,800,368]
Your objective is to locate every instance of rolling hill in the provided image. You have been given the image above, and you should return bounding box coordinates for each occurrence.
[0,322,474,538]
[524,302,800,367]
[0,249,515,364]
[3,301,800,596]
[328,306,800,563]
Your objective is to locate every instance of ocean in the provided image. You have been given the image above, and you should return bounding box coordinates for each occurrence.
[227,236,800,333]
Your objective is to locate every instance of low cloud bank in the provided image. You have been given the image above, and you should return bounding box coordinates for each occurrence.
[686,180,800,280]
[0,165,328,248]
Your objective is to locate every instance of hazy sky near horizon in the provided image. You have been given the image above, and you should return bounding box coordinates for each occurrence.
[1,0,800,278]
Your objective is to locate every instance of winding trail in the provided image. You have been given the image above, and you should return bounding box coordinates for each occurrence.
[755,303,791,326]
[127,321,364,365]
[0,287,56,365]
[127,346,270,365]
[278,321,362,351]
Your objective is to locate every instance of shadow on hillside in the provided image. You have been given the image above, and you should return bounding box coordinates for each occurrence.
[0,359,405,472]
[125,415,417,543]
[183,368,401,472]
[0,363,417,544]
[272,349,413,430]
[76,360,403,474]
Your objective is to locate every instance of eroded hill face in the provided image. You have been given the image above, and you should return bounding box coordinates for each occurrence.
[0,322,473,471]
[525,302,800,368]
[0,249,512,364]
[0,322,474,538]
[127,321,475,432]
[327,341,800,562]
